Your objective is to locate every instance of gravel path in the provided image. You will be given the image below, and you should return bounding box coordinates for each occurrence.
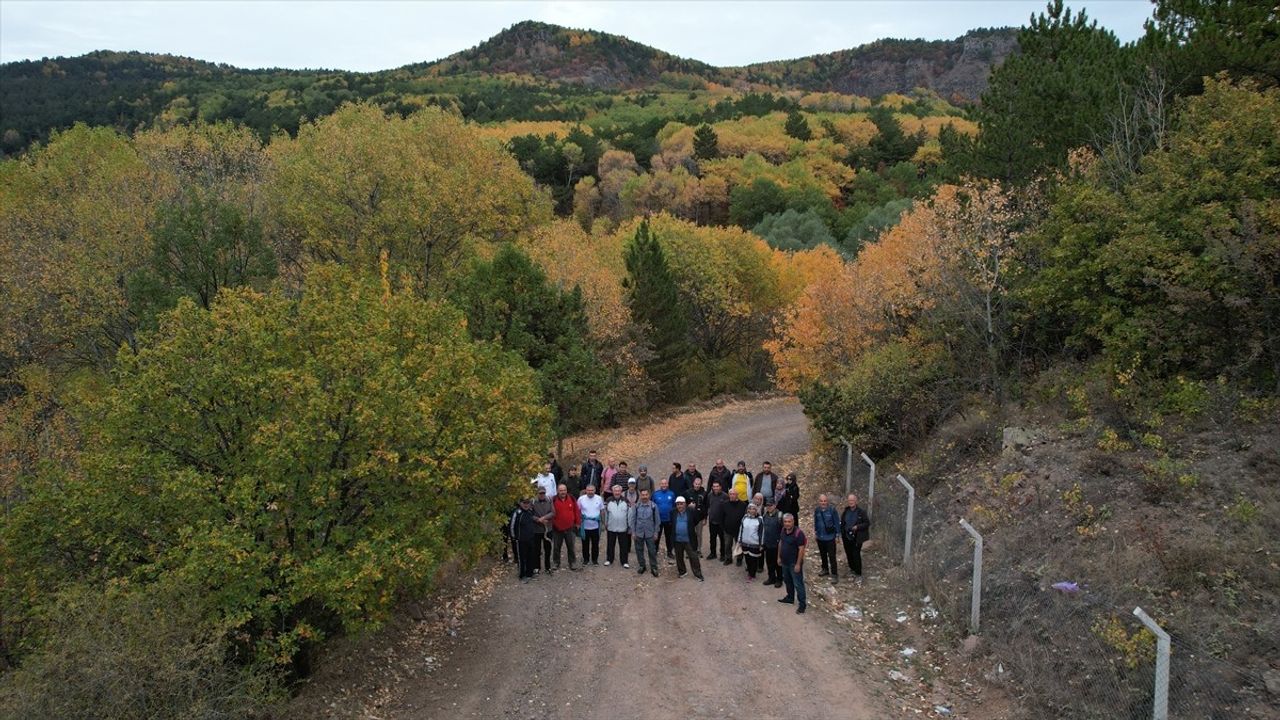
[390,397,883,719]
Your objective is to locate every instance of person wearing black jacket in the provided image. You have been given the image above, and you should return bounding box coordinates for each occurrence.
[707,459,732,498]
[683,462,703,490]
[840,493,871,578]
[704,481,728,560]
[510,498,540,582]
[669,462,690,499]
[581,450,605,493]
[777,472,801,518]
[549,453,564,486]
[721,490,748,566]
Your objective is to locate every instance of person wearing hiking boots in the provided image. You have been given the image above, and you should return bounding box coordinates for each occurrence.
[721,489,748,566]
[552,484,583,572]
[729,460,753,502]
[704,480,728,560]
[629,489,662,577]
[813,493,841,584]
[753,461,779,506]
[510,497,540,582]
[669,462,690,500]
[738,502,765,582]
[841,493,870,581]
[708,459,732,497]
[604,484,632,568]
[532,485,555,574]
[581,450,605,495]
[671,497,705,581]
[653,477,676,560]
[762,500,784,587]
[632,464,655,496]
[778,513,808,613]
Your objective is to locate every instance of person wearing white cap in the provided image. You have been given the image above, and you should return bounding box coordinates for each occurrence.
[671,496,705,581]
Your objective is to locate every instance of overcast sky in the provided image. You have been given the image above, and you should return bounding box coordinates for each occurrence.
[1,1,1156,71]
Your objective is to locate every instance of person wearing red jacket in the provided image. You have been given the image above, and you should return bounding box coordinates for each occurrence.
[551,483,583,572]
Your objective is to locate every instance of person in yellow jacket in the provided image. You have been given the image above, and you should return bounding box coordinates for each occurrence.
[730,460,753,503]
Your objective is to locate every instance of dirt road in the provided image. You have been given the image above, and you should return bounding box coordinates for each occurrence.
[389,397,883,719]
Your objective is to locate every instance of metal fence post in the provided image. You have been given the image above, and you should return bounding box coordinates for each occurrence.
[959,518,983,635]
[896,474,914,566]
[860,452,875,521]
[840,438,853,496]
[1133,607,1170,720]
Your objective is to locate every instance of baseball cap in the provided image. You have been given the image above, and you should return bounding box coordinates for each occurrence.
[627,477,636,484]
[675,496,686,503]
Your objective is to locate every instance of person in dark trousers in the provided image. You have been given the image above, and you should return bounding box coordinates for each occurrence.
[671,497,705,580]
[685,476,709,550]
[510,497,539,582]
[777,472,801,518]
[778,513,808,613]
[669,462,690,499]
[704,480,728,560]
[629,489,662,578]
[707,459,732,498]
[761,501,784,587]
[721,489,748,565]
[565,463,582,498]
[531,486,555,573]
[738,502,765,581]
[840,493,870,579]
[581,450,605,494]
[604,484,632,567]
[813,493,841,584]
[551,484,582,571]
[653,477,676,559]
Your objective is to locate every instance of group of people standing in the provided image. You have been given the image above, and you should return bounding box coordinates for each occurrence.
[506,451,871,614]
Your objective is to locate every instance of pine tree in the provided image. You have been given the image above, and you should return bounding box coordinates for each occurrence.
[623,220,691,401]
[693,123,719,160]
[784,110,813,141]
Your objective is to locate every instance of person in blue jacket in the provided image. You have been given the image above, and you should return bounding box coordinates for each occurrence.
[813,493,841,584]
[652,477,676,560]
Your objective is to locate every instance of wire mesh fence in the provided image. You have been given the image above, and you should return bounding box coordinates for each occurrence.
[830,446,1274,720]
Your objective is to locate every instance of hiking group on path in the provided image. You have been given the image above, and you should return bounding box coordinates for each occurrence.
[506,451,871,615]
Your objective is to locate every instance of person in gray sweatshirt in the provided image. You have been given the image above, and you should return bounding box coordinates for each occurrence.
[629,489,662,577]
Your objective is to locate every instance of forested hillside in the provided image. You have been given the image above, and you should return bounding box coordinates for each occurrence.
[1,1,1278,718]
[0,20,1013,154]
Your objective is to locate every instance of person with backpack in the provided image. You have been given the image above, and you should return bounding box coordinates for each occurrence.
[552,484,582,572]
[840,493,870,580]
[778,513,808,613]
[721,489,748,566]
[671,497,705,581]
[738,502,765,581]
[813,493,841,584]
[704,480,728,561]
[629,489,662,578]
[604,484,632,568]
[653,477,676,560]
[761,501,784,587]
[577,484,605,566]
[509,497,540,582]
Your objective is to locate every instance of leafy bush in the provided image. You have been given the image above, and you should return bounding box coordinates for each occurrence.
[799,339,953,455]
[2,266,549,674]
[753,208,835,251]
[0,583,273,720]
